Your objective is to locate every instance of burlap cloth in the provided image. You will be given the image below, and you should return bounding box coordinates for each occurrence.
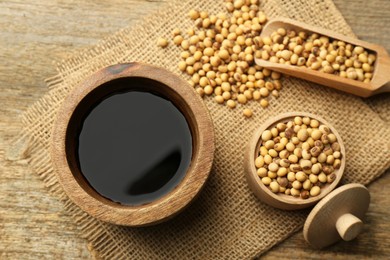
[20,0,390,258]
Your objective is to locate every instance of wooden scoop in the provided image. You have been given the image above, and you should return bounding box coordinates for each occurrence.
[255,18,390,97]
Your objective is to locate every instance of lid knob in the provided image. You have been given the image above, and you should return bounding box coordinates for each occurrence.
[336,213,363,241]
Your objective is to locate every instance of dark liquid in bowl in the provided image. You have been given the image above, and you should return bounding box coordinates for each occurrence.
[76,91,192,206]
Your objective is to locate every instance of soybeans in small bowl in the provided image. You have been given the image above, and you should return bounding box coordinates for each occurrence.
[244,112,345,210]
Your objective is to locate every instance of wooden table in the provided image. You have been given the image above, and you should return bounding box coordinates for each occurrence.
[1,0,389,258]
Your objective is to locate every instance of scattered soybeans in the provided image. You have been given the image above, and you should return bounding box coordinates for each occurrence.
[162,0,283,117]
[243,108,253,118]
[157,37,169,48]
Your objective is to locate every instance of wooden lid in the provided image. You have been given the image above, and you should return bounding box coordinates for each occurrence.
[51,63,215,226]
[303,183,370,249]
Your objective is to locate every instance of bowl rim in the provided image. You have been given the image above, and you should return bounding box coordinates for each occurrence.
[244,112,345,210]
[51,62,215,226]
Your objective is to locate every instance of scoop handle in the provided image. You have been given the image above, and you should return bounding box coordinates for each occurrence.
[372,48,390,94]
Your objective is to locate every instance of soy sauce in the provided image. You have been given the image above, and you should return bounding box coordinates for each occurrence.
[76,91,192,206]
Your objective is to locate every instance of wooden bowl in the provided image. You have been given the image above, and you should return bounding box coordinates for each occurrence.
[244,112,345,210]
[51,63,215,226]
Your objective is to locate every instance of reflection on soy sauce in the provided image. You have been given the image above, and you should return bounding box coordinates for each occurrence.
[127,148,181,195]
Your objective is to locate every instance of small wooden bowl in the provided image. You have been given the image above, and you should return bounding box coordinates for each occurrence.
[51,63,215,226]
[244,112,345,210]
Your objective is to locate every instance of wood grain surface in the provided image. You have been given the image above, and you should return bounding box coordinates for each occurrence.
[1,0,389,259]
